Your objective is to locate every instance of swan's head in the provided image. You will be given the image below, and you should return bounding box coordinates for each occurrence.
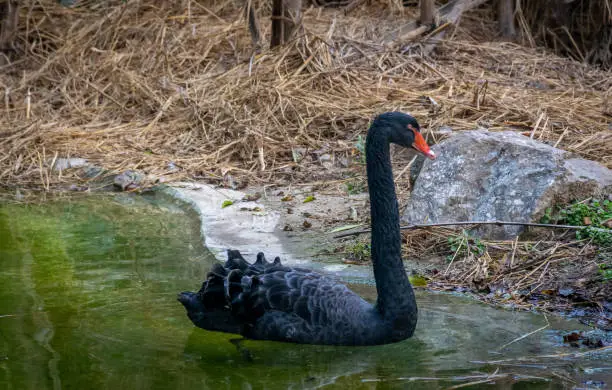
[384,112,436,160]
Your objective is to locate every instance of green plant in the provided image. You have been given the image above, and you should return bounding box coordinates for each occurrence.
[556,199,612,246]
[598,263,612,281]
[355,135,366,164]
[345,179,366,195]
[345,241,371,262]
[540,207,554,224]
[408,274,428,287]
[303,195,316,203]
[446,230,487,262]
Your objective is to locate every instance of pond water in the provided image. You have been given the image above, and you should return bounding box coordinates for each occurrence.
[0,194,609,389]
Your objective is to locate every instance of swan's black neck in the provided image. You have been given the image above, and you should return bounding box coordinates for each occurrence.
[366,124,417,324]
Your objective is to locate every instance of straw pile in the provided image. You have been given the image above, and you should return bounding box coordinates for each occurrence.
[0,0,610,190]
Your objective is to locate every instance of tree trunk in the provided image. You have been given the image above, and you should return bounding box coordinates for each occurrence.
[0,0,19,64]
[497,0,516,38]
[271,0,302,48]
[246,0,261,45]
[420,0,435,27]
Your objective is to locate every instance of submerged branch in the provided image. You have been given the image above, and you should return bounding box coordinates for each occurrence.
[471,345,612,364]
[333,220,612,239]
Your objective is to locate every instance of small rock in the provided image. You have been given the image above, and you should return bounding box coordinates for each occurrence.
[516,289,530,297]
[558,288,575,297]
[302,220,312,229]
[167,162,180,171]
[563,330,609,349]
[69,184,88,192]
[240,206,262,212]
[318,153,331,161]
[283,224,293,231]
[223,174,237,189]
[81,165,104,179]
[291,148,307,163]
[583,381,605,389]
[113,170,144,191]
[349,206,358,221]
[563,332,581,343]
[526,80,553,90]
[242,192,262,202]
[52,158,88,171]
[419,95,440,113]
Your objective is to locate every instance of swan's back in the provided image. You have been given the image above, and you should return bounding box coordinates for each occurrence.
[179,250,390,345]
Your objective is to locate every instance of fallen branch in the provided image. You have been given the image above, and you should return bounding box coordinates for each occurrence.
[496,315,549,351]
[421,0,489,56]
[384,0,489,46]
[396,25,429,44]
[333,220,612,239]
[343,0,366,15]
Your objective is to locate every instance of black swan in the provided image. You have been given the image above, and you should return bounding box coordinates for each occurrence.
[178,112,436,346]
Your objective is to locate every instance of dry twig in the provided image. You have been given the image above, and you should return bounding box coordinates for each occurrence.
[334,220,612,239]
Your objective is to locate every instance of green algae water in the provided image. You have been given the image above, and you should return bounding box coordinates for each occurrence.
[0,194,610,389]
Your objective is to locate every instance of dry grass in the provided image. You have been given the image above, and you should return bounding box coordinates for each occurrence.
[401,226,610,320]
[0,0,610,190]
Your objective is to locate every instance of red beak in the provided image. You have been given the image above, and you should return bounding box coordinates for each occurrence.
[412,131,436,160]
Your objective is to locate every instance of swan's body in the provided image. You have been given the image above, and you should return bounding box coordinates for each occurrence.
[178,112,435,346]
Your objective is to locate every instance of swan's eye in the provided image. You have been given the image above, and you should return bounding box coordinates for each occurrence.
[407,124,420,135]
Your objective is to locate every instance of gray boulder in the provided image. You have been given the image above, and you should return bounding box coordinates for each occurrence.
[403,130,612,239]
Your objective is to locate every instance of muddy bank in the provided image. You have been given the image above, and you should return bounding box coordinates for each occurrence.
[161,182,373,280]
